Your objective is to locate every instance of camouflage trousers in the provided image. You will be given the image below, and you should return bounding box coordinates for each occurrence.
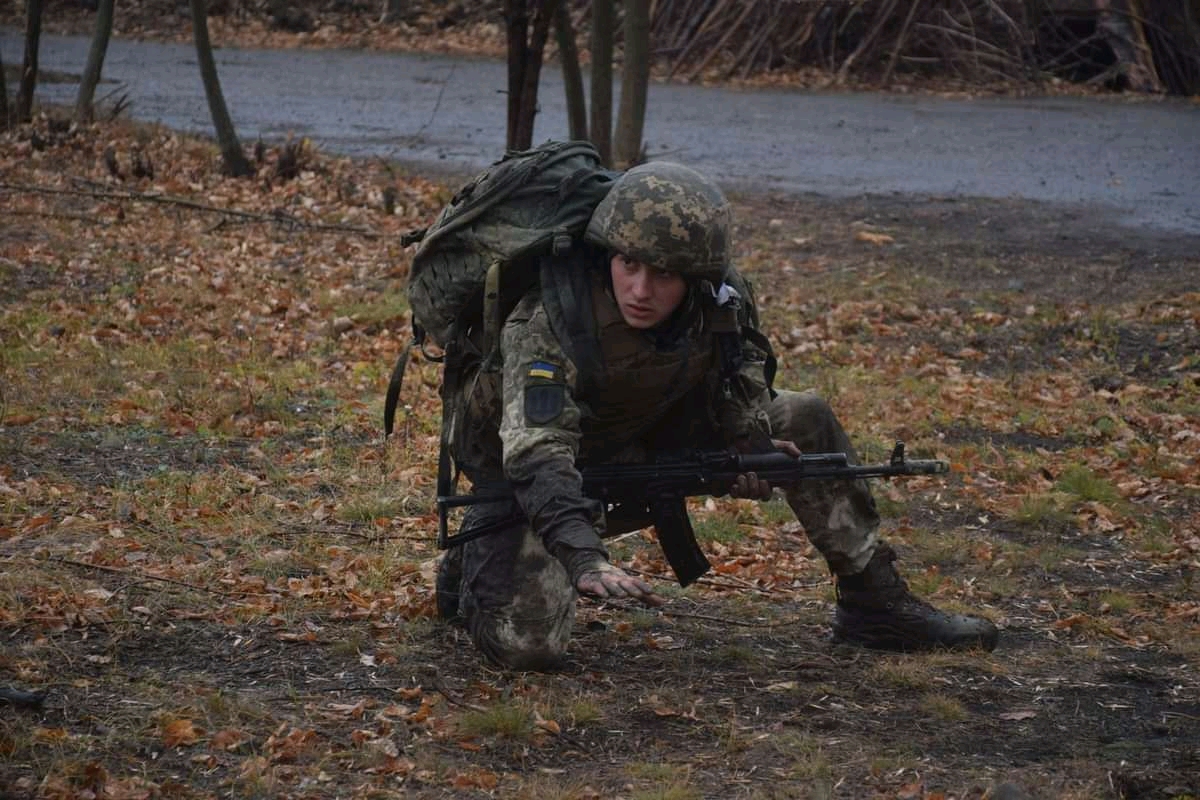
[448,389,881,670]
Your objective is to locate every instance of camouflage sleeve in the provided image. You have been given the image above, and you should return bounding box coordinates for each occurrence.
[499,294,608,563]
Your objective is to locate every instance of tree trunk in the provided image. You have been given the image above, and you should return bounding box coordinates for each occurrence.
[381,0,405,24]
[75,0,115,122]
[589,0,614,165]
[17,0,45,124]
[1096,0,1164,92]
[1,45,9,130]
[504,0,559,151]
[555,1,588,141]
[189,0,253,176]
[503,0,528,149]
[614,0,649,168]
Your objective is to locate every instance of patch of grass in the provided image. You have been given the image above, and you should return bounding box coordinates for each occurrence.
[1131,515,1179,556]
[329,289,409,328]
[631,783,701,800]
[1097,591,1138,614]
[457,700,534,741]
[715,642,757,665]
[904,568,948,598]
[501,774,597,800]
[328,629,371,659]
[920,692,968,722]
[336,492,408,524]
[760,497,795,525]
[626,763,702,800]
[770,732,832,782]
[1012,492,1075,528]
[975,572,1022,599]
[903,525,969,568]
[627,762,681,782]
[873,491,909,519]
[867,657,935,691]
[1055,465,1121,506]
[560,697,603,727]
[692,513,746,545]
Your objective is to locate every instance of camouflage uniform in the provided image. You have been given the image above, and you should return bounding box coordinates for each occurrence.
[439,161,994,669]
[446,257,880,670]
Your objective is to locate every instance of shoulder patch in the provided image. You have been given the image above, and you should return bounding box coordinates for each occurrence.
[524,360,566,425]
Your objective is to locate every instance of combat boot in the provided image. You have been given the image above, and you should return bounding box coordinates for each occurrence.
[833,543,998,652]
[435,546,464,623]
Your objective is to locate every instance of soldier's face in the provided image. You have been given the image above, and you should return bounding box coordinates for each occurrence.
[610,254,688,329]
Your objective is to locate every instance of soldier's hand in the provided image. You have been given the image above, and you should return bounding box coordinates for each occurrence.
[730,472,773,500]
[772,438,802,458]
[576,562,663,607]
[730,439,801,499]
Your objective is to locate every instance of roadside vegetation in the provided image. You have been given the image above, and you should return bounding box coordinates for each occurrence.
[1,113,1198,798]
[8,0,1200,96]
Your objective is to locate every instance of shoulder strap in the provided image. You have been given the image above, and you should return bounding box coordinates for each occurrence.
[539,247,606,399]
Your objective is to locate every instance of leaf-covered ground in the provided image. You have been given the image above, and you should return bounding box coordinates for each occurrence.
[2,119,1199,800]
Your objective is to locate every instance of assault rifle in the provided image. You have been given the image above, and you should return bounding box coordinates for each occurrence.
[436,442,948,586]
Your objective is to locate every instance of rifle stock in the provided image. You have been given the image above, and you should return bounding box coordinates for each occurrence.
[436,442,948,585]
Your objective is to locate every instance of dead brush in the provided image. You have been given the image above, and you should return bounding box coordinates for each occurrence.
[272,135,315,181]
[639,0,1198,93]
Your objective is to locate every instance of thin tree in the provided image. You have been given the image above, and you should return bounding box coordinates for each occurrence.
[17,0,45,124]
[555,1,587,141]
[503,0,560,151]
[1,45,9,130]
[189,0,252,176]
[381,0,404,24]
[613,0,649,168]
[589,0,614,165]
[75,0,116,122]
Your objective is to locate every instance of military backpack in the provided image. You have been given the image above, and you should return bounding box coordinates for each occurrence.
[385,140,618,436]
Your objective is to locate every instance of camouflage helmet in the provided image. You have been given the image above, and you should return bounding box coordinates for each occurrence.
[584,161,732,282]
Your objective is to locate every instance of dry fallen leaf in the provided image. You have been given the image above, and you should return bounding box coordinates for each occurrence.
[999,710,1038,721]
[162,718,202,748]
[854,230,895,245]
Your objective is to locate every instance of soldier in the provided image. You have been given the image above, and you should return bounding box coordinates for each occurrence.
[437,162,998,670]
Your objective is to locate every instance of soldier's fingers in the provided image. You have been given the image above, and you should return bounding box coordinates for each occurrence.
[600,576,630,597]
[638,591,665,607]
[622,578,662,605]
[577,574,610,598]
[772,439,802,458]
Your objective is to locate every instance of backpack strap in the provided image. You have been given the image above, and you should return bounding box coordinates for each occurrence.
[539,247,605,399]
[383,325,423,437]
[383,323,446,437]
[708,300,744,400]
[435,338,465,504]
[707,282,778,404]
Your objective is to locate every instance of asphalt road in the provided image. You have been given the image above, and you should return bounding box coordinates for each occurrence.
[5,30,1199,234]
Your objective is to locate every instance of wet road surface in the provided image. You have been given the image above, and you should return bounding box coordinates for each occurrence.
[5,30,1198,234]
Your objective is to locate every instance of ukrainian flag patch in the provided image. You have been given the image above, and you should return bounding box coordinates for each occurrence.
[527,360,559,381]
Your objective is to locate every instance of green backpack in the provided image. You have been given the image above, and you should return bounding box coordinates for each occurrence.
[385,140,618,436]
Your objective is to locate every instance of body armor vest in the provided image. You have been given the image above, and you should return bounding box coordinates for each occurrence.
[578,272,716,458]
